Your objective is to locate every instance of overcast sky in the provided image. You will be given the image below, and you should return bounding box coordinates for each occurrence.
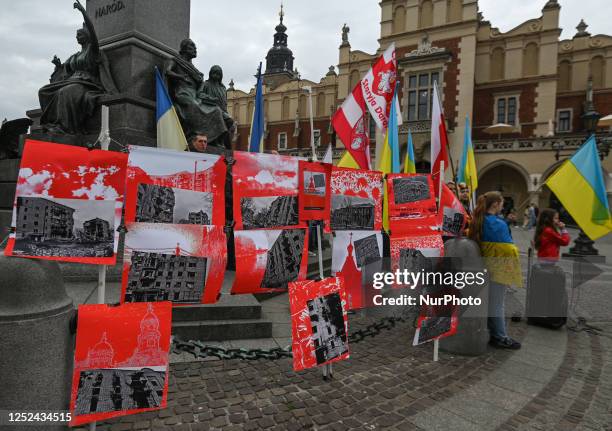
[0,0,608,121]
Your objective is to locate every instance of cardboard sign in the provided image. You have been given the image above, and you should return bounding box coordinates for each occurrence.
[298,160,331,221]
[70,302,172,426]
[389,234,444,288]
[288,277,350,371]
[438,184,467,237]
[413,290,459,345]
[387,173,439,235]
[4,139,127,265]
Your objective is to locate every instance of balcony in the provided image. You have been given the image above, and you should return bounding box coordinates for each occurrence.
[473,133,612,154]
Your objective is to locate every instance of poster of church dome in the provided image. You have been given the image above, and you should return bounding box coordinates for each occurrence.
[389,234,444,289]
[3,139,127,265]
[288,277,349,372]
[69,302,172,426]
[331,231,383,309]
[125,145,226,226]
[387,173,439,235]
[298,160,332,221]
[231,228,309,294]
[120,222,227,305]
[327,167,383,232]
[232,151,307,230]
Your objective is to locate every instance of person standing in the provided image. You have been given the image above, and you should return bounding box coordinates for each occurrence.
[534,209,570,262]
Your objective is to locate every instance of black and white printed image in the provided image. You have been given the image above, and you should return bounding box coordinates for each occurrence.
[125,251,207,303]
[261,229,305,289]
[308,292,348,365]
[353,234,382,268]
[74,367,166,416]
[416,316,452,344]
[241,195,298,229]
[136,183,212,225]
[13,196,115,258]
[392,176,430,204]
[443,207,465,235]
[330,195,375,230]
[303,171,326,196]
[399,248,434,274]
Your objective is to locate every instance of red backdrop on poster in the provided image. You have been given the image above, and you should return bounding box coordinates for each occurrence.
[298,160,331,221]
[413,301,459,346]
[387,173,439,235]
[389,234,444,288]
[288,277,350,371]
[69,302,172,426]
[438,184,468,237]
[125,145,226,226]
[231,229,309,294]
[327,167,384,232]
[120,223,227,305]
[232,151,306,230]
[4,139,127,265]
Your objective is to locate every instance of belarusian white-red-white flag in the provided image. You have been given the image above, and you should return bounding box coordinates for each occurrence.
[332,79,370,169]
[361,43,397,131]
[430,82,449,179]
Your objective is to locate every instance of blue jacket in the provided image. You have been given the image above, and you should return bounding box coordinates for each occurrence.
[482,214,513,244]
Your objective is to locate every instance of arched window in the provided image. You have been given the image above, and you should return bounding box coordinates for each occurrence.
[393,6,406,33]
[420,0,433,29]
[522,43,539,77]
[349,70,360,91]
[591,56,605,89]
[299,94,308,118]
[317,93,327,117]
[447,0,462,23]
[558,60,572,91]
[490,47,506,81]
[282,96,291,120]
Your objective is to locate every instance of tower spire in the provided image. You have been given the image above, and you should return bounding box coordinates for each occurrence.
[279,2,284,24]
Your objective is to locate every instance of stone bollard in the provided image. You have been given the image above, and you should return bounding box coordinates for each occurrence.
[0,255,74,430]
[439,238,490,356]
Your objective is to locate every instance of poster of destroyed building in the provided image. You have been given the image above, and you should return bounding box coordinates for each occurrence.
[332,231,383,309]
[135,183,213,225]
[121,223,226,304]
[125,145,225,225]
[231,229,308,295]
[4,139,127,264]
[232,152,306,230]
[413,313,458,346]
[439,184,467,237]
[390,234,444,288]
[288,277,349,371]
[386,173,439,235]
[298,160,331,221]
[70,302,171,426]
[327,167,383,232]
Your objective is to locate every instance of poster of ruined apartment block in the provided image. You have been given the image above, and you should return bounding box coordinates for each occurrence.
[386,173,439,235]
[4,139,127,264]
[389,234,444,289]
[121,223,227,304]
[288,277,349,371]
[69,302,172,426]
[439,183,467,237]
[327,167,383,232]
[231,229,309,295]
[125,145,226,226]
[298,160,332,221]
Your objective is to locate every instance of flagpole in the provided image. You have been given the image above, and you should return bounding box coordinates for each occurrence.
[433,81,456,181]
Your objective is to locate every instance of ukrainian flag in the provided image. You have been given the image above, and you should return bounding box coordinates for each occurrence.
[155,67,188,152]
[248,62,265,153]
[403,129,416,174]
[457,116,478,192]
[546,135,612,240]
[377,84,400,231]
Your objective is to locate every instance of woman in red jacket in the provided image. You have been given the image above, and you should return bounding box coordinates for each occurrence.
[534,209,571,261]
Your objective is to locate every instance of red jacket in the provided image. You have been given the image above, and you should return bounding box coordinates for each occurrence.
[537,226,570,260]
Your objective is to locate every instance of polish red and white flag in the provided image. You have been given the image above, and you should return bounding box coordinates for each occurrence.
[430,83,449,182]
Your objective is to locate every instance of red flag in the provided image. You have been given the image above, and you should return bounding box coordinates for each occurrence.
[360,43,397,130]
[430,83,449,190]
[332,84,370,169]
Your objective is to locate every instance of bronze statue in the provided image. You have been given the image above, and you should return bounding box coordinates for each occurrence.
[165,40,234,149]
[38,1,117,135]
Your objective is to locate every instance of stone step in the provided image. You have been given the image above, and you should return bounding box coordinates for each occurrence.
[172,294,261,321]
[171,318,273,341]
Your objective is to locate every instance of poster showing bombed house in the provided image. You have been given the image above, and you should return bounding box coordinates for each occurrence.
[331,231,383,309]
[387,173,439,235]
[121,223,226,305]
[233,152,305,230]
[69,302,172,426]
[298,160,331,221]
[389,234,444,288]
[288,277,349,372]
[327,167,383,232]
[125,145,225,226]
[438,184,467,237]
[231,229,309,295]
[413,305,458,346]
[4,139,127,265]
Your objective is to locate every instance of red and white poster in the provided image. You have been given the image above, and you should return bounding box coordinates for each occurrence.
[233,151,306,230]
[231,229,309,294]
[390,234,444,288]
[360,43,397,131]
[120,222,227,305]
[332,231,383,310]
[125,145,226,226]
[413,302,459,346]
[298,160,331,221]
[69,302,172,426]
[327,167,384,232]
[4,139,127,265]
[387,173,439,235]
[288,277,349,372]
[438,184,467,237]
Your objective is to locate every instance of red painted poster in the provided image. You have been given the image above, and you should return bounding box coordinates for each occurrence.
[232,151,306,230]
[413,304,459,346]
[125,145,226,226]
[69,302,172,426]
[4,139,127,265]
[387,173,439,235]
[438,184,467,237]
[298,160,331,221]
[120,223,227,305]
[390,234,444,288]
[327,167,384,232]
[288,277,350,371]
[231,229,309,294]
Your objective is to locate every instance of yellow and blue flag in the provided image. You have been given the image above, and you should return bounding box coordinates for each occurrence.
[248,62,265,153]
[457,116,478,192]
[403,129,416,174]
[155,67,188,152]
[546,135,612,240]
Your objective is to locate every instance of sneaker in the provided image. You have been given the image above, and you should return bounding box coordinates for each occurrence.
[489,337,521,350]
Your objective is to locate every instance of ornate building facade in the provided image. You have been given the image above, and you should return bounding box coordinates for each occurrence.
[229,1,612,215]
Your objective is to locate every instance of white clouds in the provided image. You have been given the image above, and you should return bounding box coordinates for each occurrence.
[17,167,54,196]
